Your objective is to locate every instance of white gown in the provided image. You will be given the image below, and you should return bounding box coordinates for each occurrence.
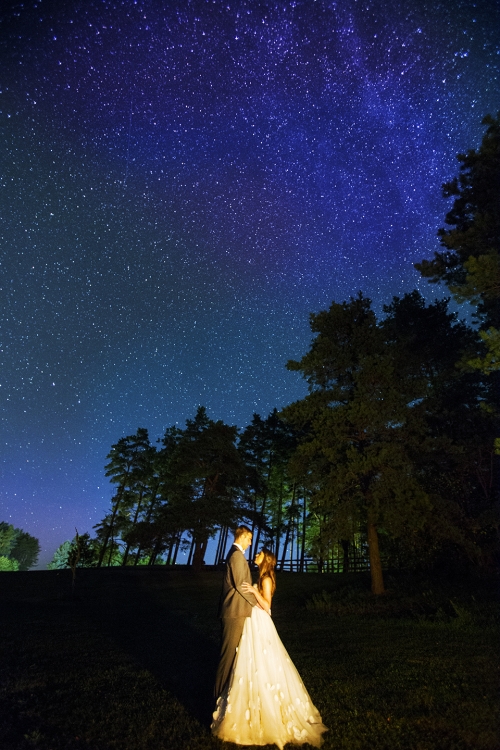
[212,606,328,748]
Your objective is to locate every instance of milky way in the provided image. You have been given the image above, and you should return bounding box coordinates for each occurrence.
[1,0,498,566]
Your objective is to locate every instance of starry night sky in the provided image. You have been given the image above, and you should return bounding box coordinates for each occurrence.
[1,0,499,567]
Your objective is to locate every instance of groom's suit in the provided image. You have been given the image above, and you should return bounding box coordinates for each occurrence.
[214,544,255,698]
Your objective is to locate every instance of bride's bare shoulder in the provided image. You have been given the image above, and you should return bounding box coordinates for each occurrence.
[261,576,273,599]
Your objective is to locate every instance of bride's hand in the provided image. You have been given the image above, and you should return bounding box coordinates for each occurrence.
[241,581,254,594]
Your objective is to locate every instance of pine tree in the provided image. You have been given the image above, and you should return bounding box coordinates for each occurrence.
[415,113,500,383]
[97,428,152,566]
[281,292,493,591]
[415,113,500,327]
[238,410,297,561]
[0,522,18,557]
[169,407,246,570]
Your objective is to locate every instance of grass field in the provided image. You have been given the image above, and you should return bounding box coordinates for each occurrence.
[0,568,498,750]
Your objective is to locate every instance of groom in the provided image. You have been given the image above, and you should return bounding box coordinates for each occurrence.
[214,525,255,698]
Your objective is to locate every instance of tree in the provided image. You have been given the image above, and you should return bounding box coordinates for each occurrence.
[0,556,19,571]
[120,441,161,565]
[169,407,246,570]
[0,522,18,557]
[47,533,98,569]
[283,294,418,593]
[9,530,41,570]
[415,113,500,328]
[238,410,297,562]
[0,523,40,570]
[97,428,153,566]
[281,291,494,592]
[415,113,500,459]
[381,291,497,569]
[138,426,191,566]
[48,540,73,569]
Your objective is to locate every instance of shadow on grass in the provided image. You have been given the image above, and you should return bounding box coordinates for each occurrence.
[82,569,221,727]
[0,568,222,743]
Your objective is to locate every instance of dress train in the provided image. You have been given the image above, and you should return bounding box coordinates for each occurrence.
[212,606,327,748]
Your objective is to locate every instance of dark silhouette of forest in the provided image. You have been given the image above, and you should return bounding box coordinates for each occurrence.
[49,115,499,594]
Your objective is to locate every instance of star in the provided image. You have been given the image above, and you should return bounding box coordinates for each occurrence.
[1,0,498,566]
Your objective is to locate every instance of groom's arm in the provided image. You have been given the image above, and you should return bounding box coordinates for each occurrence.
[229,552,256,607]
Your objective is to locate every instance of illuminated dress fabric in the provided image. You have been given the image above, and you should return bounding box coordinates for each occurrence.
[212,605,327,748]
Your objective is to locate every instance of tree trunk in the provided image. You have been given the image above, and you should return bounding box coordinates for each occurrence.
[217,526,229,564]
[132,484,160,566]
[122,491,143,566]
[97,487,124,567]
[275,478,284,561]
[253,495,267,555]
[148,535,163,565]
[300,492,307,573]
[121,542,131,566]
[290,515,295,572]
[255,455,273,556]
[222,526,229,562]
[192,538,208,571]
[214,526,224,565]
[165,538,173,566]
[107,535,115,567]
[215,525,230,565]
[367,521,385,594]
[249,496,257,562]
[280,484,295,570]
[341,539,350,573]
[172,534,181,565]
[187,536,196,566]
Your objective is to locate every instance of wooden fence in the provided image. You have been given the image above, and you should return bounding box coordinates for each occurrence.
[278,556,371,573]
[276,539,388,573]
[278,555,376,573]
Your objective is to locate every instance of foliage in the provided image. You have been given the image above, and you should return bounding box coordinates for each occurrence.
[415,111,500,463]
[168,407,246,569]
[0,556,19,571]
[85,410,249,570]
[0,522,18,557]
[281,291,497,592]
[0,523,40,570]
[238,409,299,564]
[466,326,500,374]
[415,113,500,327]
[96,427,155,567]
[47,541,73,569]
[9,531,41,570]
[47,533,98,570]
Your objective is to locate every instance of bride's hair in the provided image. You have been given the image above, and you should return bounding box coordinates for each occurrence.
[257,548,277,596]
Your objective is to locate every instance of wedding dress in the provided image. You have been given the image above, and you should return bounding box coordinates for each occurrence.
[212,605,327,748]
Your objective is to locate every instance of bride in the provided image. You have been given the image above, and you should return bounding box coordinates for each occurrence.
[211,548,328,748]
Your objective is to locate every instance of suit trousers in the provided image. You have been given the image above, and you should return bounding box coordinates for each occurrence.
[214,615,248,698]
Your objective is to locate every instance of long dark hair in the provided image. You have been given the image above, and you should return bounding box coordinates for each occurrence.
[257,548,277,597]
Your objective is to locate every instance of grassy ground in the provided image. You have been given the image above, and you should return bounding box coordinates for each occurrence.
[0,568,498,750]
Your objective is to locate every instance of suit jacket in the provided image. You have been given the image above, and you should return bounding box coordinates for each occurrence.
[218,545,255,619]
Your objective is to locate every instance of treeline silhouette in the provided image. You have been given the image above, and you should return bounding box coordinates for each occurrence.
[50,115,499,593]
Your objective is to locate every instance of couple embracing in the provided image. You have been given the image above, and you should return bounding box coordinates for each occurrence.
[212,525,328,748]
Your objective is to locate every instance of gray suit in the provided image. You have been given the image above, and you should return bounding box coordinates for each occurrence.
[214,545,255,698]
